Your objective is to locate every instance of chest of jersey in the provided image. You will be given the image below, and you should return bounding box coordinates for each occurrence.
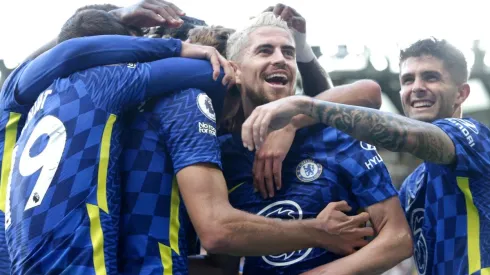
[224,140,361,274]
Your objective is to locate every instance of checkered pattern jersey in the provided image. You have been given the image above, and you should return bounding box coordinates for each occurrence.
[0,62,31,274]
[120,88,221,275]
[220,124,398,275]
[399,118,490,275]
[5,63,150,275]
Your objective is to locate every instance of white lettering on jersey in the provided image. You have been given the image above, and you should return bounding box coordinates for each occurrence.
[364,153,383,170]
[198,122,216,136]
[360,141,377,151]
[446,118,477,147]
[27,89,52,124]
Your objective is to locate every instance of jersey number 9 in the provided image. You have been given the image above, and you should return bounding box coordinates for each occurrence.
[5,115,66,228]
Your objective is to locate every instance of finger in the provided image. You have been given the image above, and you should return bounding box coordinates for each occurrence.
[139,8,166,25]
[341,247,356,255]
[332,200,352,212]
[350,212,370,226]
[252,157,260,194]
[148,4,174,24]
[164,1,186,16]
[354,239,370,248]
[264,158,274,198]
[258,112,272,148]
[272,3,286,16]
[163,5,183,23]
[353,226,375,238]
[272,155,282,191]
[208,51,221,81]
[253,157,267,199]
[219,56,234,86]
[242,113,257,151]
[252,112,266,150]
[280,6,293,21]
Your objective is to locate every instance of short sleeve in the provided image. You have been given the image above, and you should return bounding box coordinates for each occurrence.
[156,88,221,174]
[335,132,397,208]
[433,118,490,176]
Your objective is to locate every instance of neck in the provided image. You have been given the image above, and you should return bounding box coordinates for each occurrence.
[453,106,463,118]
[240,89,257,119]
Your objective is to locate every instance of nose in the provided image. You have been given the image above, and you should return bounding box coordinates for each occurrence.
[270,49,287,67]
[411,77,427,96]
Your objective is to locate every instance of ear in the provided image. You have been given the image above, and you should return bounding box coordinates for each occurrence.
[230,61,242,85]
[455,83,470,107]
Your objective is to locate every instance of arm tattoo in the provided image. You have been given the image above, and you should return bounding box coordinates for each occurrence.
[309,101,455,164]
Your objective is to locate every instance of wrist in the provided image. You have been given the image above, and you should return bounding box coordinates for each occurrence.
[293,30,315,63]
[305,219,330,247]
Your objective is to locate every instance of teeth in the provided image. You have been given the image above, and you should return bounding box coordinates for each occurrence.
[266,73,288,81]
[413,101,433,108]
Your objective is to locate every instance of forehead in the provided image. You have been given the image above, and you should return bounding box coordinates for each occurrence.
[248,26,294,48]
[400,55,447,76]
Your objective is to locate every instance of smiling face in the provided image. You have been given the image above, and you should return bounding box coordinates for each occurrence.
[399,55,468,122]
[235,26,297,106]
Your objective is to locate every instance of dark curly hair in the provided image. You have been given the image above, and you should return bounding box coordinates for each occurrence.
[400,37,469,84]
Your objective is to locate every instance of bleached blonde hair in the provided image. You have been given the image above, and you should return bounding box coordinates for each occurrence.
[226,12,291,62]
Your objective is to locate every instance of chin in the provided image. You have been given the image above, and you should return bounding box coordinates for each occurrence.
[408,112,438,123]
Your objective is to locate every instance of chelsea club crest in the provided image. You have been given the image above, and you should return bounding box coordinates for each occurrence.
[296,159,322,182]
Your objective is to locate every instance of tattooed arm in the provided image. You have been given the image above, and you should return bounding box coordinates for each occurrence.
[241,96,456,164]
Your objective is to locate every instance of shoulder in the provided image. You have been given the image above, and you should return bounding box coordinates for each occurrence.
[0,61,31,108]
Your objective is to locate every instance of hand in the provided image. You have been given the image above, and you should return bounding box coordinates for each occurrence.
[264,3,306,33]
[316,201,373,255]
[180,42,236,88]
[242,95,311,151]
[110,0,185,28]
[264,4,315,63]
[253,125,296,198]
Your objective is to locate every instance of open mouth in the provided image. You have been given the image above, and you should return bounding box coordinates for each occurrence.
[411,100,434,109]
[265,73,288,86]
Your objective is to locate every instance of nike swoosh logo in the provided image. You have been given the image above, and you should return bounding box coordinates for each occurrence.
[228,182,246,194]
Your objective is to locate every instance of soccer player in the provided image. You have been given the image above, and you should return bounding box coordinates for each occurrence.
[243,38,490,275]
[209,12,412,275]
[117,24,374,275]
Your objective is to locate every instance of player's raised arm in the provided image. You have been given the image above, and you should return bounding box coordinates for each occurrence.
[251,80,382,197]
[16,35,184,104]
[241,95,457,165]
[264,4,333,95]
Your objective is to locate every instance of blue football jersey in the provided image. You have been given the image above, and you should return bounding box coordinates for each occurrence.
[5,63,150,275]
[0,62,31,274]
[120,88,221,274]
[399,118,490,275]
[220,124,397,275]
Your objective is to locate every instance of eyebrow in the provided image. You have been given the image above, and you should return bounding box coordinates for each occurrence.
[255,44,296,51]
[400,70,442,80]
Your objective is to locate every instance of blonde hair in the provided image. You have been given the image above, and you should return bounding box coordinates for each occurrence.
[226,12,290,62]
[187,26,235,55]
